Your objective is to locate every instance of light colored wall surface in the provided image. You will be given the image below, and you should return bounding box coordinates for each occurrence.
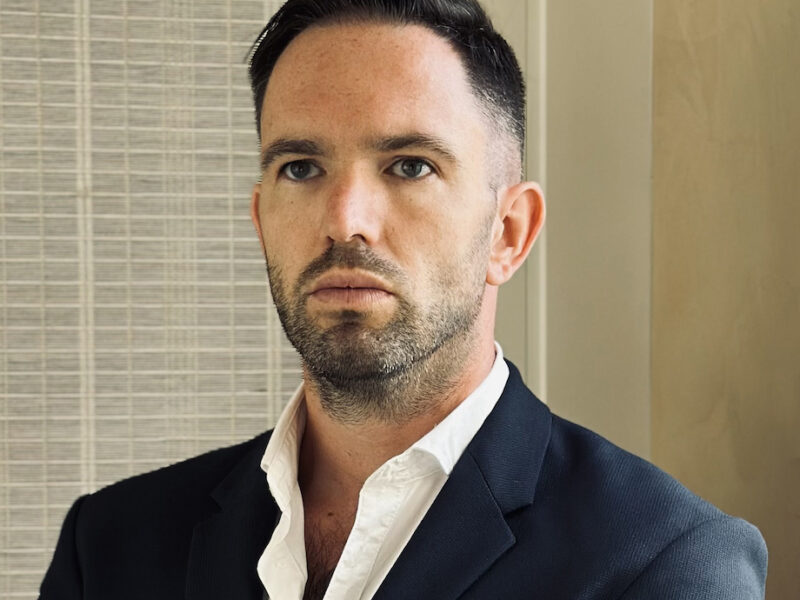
[652,1,800,597]
[490,1,654,459]
[543,1,654,457]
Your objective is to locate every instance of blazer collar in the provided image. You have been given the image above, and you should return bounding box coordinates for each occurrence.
[374,359,552,600]
[186,431,278,600]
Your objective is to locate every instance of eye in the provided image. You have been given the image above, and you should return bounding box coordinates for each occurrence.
[280,160,322,181]
[388,158,434,180]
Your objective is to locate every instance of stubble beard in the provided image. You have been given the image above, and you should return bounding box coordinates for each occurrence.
[265,221,492,425]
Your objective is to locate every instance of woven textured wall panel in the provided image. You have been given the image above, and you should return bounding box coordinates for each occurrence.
[0,2,297,596]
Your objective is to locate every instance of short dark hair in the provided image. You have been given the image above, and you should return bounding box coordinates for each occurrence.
[247,0,525,156]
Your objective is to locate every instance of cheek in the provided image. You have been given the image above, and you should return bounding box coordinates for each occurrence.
[262,227,300,285]
[434,215,494,283]
[393,193,482,265]
[261,200,314,254]
[394,224,457,296]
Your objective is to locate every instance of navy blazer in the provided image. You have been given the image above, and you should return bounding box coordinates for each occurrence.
[40,361,767,599]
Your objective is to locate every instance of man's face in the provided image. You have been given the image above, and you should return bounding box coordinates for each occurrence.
[252,22,500,405]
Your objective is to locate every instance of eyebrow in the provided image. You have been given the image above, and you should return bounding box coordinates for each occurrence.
[371,134,460,166]
[259,133,461,172]
[260,138,326,172]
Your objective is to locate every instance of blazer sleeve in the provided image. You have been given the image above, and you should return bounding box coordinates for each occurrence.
[618,515,768,600]
[39,495,88,600]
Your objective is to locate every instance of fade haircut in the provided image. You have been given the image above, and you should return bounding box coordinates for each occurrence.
[247,0,526,165]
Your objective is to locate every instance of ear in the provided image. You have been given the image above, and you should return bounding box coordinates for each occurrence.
[486,181,545,286]
[250,183,267,253]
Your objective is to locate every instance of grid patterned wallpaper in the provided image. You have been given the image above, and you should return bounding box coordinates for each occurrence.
[0,1,300,596]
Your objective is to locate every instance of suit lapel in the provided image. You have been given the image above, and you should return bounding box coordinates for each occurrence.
[186,432,279,600]
[374,450,515,600]
[374,360,552,600]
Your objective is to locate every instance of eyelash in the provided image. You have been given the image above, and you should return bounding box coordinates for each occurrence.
[389,158,436,179]
[279,160,322,181]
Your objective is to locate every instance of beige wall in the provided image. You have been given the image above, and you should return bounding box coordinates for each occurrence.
[489,0,655,459]
[652,1,800,597]
[543,1,653,458]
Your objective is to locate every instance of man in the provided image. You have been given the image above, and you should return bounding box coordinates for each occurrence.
[40,1,767,599]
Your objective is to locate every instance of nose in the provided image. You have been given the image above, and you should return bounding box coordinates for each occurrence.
[322,169,383,245]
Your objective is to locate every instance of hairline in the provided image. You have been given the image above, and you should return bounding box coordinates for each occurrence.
[257,17,524,185]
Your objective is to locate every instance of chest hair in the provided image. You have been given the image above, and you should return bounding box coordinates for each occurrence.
[303,510,355,600]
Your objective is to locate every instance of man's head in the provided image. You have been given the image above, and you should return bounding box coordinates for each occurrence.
[249,1,544,423]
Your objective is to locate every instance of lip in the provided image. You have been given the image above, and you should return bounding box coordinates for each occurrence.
[309,270,393,295]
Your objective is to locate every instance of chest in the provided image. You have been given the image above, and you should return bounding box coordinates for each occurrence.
[303,505,356,578]
[301,506,357,600]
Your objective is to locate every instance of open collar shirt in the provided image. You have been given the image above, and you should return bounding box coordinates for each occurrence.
[257,343,509,600]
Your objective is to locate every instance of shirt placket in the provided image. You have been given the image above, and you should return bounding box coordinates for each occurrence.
[324,462,411,600]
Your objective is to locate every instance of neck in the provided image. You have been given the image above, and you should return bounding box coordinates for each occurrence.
[298,335,497,503]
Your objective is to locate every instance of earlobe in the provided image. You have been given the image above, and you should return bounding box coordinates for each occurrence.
[486,181,545,286]
[250,183,266,252]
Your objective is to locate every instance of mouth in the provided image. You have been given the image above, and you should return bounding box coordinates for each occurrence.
[308,270,394,307]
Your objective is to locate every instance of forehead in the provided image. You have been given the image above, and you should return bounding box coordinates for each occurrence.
[260,22,486,148]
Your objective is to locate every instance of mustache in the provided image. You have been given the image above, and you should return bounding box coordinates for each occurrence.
[296,243,407,293]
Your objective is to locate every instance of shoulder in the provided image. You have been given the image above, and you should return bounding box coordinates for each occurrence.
[531,414,767,596]
[41,431,275,597]
[617,513,767,598]
[78,430,272,528]
[539,413,732,539]
[545,414,718,522]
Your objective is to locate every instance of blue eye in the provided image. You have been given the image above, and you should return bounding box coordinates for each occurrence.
[281,161,321,181]
[389,159,433,179]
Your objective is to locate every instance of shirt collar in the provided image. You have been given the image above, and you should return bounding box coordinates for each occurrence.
[409,342,508,474]
[261,342,509,490]
[260,383,306,512]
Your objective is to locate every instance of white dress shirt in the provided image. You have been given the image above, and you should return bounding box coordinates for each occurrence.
[257,343,509,600]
